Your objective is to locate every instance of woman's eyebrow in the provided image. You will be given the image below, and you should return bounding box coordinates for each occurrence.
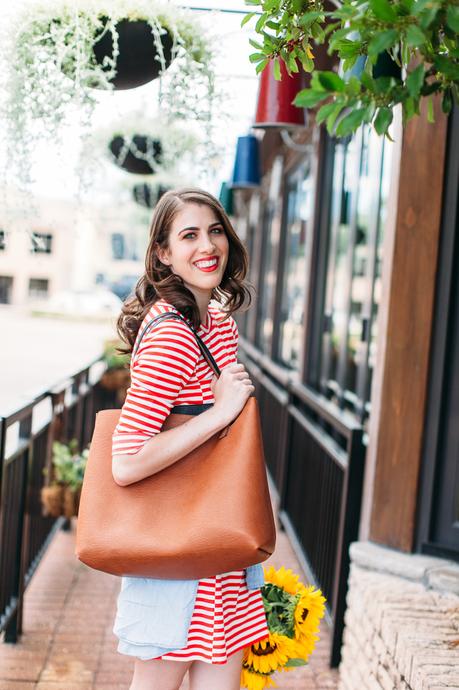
[178,222,222,235]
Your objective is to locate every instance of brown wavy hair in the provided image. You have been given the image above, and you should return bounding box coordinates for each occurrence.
[116,187,252,353]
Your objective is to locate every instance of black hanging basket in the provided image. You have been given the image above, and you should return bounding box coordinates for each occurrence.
[93,18,175,90]
[132,183,169,208]
[109,135,163,175]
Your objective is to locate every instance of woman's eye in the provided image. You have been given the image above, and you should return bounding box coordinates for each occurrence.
[183,228,223,239]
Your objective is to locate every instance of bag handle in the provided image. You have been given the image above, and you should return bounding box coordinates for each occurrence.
[132,311,221,378]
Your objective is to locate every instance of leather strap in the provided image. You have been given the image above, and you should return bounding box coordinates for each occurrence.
[132,310,221,378]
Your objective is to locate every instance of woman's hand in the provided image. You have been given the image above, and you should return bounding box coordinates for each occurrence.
[211,362,255,425]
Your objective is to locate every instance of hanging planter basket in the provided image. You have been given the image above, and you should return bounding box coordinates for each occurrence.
[109,135,162,175]
[132,183,169,208]
[91,17,175,90]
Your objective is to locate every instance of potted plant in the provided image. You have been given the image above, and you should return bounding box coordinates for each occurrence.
[41,439,89,518]
[99,338,131,403]
[2,0,215,186]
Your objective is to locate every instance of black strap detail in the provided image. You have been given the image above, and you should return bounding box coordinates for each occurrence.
[171,403,214,415]
[132,311,221,378]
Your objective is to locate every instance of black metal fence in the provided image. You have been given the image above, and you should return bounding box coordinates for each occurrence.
[240,337,366,668]
[0,357,113,643]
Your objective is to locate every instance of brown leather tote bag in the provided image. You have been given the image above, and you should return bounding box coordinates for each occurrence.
[75,312,276,579]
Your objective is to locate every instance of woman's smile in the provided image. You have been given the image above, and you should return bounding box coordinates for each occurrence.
[193,256,219,272]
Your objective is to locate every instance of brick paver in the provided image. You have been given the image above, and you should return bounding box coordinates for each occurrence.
[0,504,339,690]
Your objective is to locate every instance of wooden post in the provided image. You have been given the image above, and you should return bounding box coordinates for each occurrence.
[361,100,449,551]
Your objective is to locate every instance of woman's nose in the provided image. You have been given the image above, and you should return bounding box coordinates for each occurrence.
[198,234,216,253]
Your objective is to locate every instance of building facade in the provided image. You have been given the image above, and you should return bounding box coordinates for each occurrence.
[232,101,459,686]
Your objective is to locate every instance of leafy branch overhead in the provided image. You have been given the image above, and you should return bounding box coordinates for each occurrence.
[242,0,459,136]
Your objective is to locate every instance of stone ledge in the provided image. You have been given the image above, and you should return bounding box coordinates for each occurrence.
[349,541,459,596]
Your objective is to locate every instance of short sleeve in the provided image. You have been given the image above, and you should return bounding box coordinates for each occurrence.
[229,316,239,358]
[112,319,200,456]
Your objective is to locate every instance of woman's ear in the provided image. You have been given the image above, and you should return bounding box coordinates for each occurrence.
[155,243,171,266]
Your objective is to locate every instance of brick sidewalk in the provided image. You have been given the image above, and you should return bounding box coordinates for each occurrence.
[0,516,339,690]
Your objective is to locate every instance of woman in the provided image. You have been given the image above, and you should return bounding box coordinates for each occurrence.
[111,188,270,690]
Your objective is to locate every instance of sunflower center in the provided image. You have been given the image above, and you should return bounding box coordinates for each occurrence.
[254,644,278,656]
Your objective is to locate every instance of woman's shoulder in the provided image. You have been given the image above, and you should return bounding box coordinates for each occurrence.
[209,303,238,336]
[135,300,199,353]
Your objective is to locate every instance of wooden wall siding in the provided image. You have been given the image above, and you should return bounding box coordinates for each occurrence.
[367,100,448,551]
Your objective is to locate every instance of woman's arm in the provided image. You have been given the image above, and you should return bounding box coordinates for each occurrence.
[112,403,231,486]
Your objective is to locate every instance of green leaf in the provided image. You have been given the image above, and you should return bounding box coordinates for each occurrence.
[318,71,345,92]
[273,58,281,80]
[406,64,424,97]
[255,13,267,32]
[245,0,261,5]
[287,53,300,73]
[255,58,269,74]
[299,54,314,72]
[326,102,345,132]
[361,72,375,91]
[427,96,435,123]
[316,101,337,124]
[334,39,362,59]
[241,12,256,27]
[335,108,367,136]
[249,38,264,50]
[298,11,323,28]
[417,2,440,29]
[346,75,361,96]
[284,658,309,668]
[433,55,459,81]
[442,89,453,114]
[412,0,437,15]
[405,24,427,47]
[374,107,393,135]
[446,5,459,33]
[369,0,397,22]
[293,89,329,107]
[368,30,398,57]
[249,52,266,63]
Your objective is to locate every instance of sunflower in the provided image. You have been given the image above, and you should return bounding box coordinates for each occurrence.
[294,584,327,640]
[241,566,327,689]
[264,565,301,595]
[243,632,297,674]
[241,666,276,690]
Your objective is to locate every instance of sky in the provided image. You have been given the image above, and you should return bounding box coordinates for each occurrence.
[0,0,261,203]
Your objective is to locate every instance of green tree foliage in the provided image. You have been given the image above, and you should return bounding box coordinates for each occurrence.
[242,0,459,136]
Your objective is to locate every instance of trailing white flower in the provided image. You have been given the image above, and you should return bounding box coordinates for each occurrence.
[0,0,216,190]
[82,113,200,179]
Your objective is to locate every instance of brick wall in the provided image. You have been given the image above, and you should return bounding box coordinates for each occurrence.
[338,542,459,690]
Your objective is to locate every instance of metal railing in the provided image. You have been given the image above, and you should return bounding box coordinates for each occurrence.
[0,356,111,642]
[239,337,366,668]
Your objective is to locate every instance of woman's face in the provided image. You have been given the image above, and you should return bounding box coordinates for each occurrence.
[158,202,229,300]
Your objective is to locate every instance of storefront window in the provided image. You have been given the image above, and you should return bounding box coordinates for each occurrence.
[256,156,283,354]
[316,127,392,425]
[278,160,314,369]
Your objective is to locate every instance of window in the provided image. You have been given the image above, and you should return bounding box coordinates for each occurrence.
[28,278,49,299]
[111,232,140,261]
[277,159,315,370]
[0,276,13,304]
[417,104,459,561]
[0,230,6,251]
[31,233,52,254]
[312,126,392,426]
[256,156,284,354]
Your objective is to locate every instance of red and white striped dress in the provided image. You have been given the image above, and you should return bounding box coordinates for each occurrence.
[112,298,269,663]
